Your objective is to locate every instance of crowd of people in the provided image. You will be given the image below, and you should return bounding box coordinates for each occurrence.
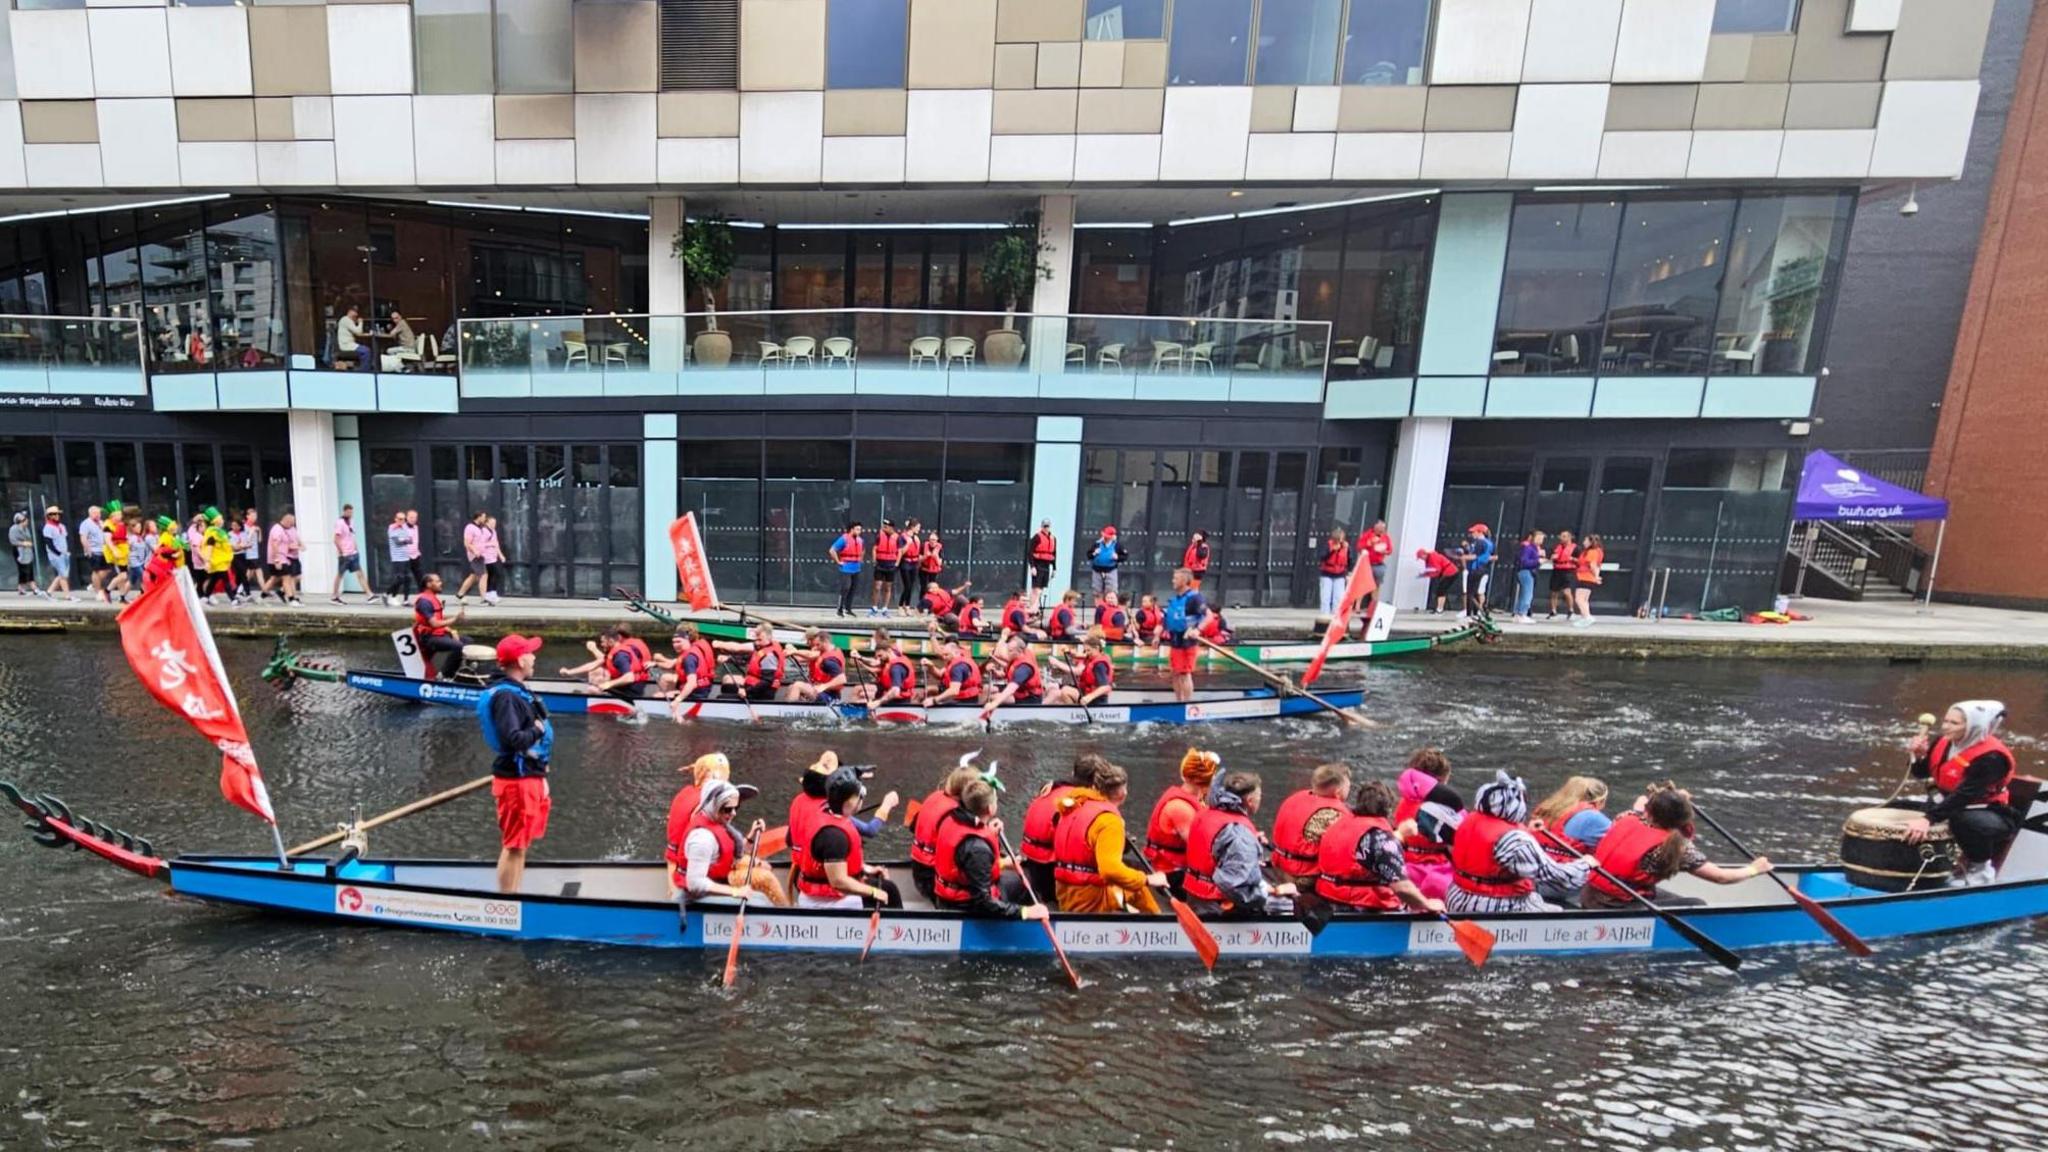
[1413,524,1609,627]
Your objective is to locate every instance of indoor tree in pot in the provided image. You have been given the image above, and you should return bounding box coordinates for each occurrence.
[980,210,1054,368]
[671,213,738,367]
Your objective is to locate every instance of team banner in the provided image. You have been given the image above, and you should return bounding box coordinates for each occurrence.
[117,567,275,824]
[1303,553,1378,687]
[669,512,720,611]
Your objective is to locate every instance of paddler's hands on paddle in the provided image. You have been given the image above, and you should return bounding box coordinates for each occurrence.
[1903,818,1934,844]
[874,790,899,824]
[1421,896,1446,914]
[1743,856,1774,875]
[1145,871,1170,889]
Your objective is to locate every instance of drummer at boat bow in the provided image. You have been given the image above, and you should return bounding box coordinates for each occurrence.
[1582,783,1769,909]
[1446,772,1590,915]
[413,574,467,680]
[933,779,1049,922]
[798,766,902,910]
[478,635,552,894]
[1183,772,1298,918]
[1900,700,2022,885]
[1052,760,1168,915]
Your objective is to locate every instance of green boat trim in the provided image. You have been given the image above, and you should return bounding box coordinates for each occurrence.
[261,636,347,686]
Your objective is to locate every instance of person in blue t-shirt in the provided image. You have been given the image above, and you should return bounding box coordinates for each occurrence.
[1460,523,1495,621]
[829,522,866,618]
[1164,566,1208,704]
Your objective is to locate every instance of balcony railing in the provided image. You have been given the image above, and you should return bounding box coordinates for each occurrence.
[0,315,148,403]
[454,309,1334,403]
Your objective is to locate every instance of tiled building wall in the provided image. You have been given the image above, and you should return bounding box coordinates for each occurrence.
[0,0,1995,189]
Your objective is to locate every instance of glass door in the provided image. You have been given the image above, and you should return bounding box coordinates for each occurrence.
[1588,456,1656,612]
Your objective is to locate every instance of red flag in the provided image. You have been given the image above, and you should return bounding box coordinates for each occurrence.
[1303,553,1379,687]
[117,568,275,824]
[668,512,720,611]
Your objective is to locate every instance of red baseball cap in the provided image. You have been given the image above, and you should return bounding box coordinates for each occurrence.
[495,634,544,664]
[1468,523,1489,534]
[1102,525,1117,537]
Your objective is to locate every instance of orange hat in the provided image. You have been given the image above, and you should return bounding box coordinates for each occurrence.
[685,752,732,785]
[1179,748,1220,788]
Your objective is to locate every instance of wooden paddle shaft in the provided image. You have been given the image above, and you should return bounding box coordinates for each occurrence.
[1194,635,1373,729]
[286,775,494,857]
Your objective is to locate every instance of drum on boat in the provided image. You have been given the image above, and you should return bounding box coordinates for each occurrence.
[1841,806,1957,892]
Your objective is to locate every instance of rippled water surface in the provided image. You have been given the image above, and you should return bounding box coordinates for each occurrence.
[3,634,2047,1150]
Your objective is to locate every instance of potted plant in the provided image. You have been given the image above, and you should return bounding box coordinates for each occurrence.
[980,210,1054,367]
[1763,253,1822,374]
[671,213,738,367]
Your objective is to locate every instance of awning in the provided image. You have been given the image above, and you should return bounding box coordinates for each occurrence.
[1794,450,1948,523]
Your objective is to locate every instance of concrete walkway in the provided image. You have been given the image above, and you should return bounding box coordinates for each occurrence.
[3,586,2045,662]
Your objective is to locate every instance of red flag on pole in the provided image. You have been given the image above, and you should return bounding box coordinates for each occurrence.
[1302,553,1378,687]
[117,568,275,824]
[669,512,720,611]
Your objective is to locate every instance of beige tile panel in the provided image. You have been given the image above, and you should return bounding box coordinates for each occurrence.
[996,0,1082,43]
[176,98,257,142]
[1077,87,1163,134]
[1887,0,1995,80]
[20,101,98,145]
[1250,86,1296,132]
[825,89,908,135]
[1338,85,1427,131]
[993,88,1077,134]
[995,43,1037,88]
[1693,83,1789,129]
[250,7,332,97]
[1606,84,1698,130]
[1702,34,1750,83]
[908,0,997,89]
[575,0,659,93]
[495,94,576,139]
[255,98,294,141]
[741,0,826,91]
[1038,41,1081,87]
[1080,41,1124,87]
[658,92,742,137]
[1122,41,1167,88]
[1747,34,1795,82]
[1791,0,1888,82]
[1785,82,1882,129]
[1424,85,1516,132]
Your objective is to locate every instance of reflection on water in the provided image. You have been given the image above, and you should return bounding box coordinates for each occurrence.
[2,636,2046,1149]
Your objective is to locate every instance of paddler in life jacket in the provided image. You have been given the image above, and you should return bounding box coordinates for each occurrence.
[1528,775,1612,905]
[1052,759,1168,915]
[934,778,1049,921]
[911,762,985,901]
[1394,747,1463,900]
[1183,772,1299,918]
[659,625,722,716]
[1044,589,1083,648]
[979,635,1047,720]
[919,635,983,709]
[592,625,658,697]
[716,623,786,700]
[1269,763,1353,882]
[781,629,848,704]
[1445,771,1591,915]
[1093,590,1131,642]
[956,592,988,637]
[1899,700,2023,886]
[795,765,902,910]
[1133,593,1166,652]
[1581,782,1769,909]
[666,752,731,895]
[1142,749,1216,891]
[1019,753,1108,898]
[676,780,791,908]
[1316,780,1444,914]
[1048,630,1115,707]
[857,633,918,707]
[998,589,1036,641]
[921,577,973,631]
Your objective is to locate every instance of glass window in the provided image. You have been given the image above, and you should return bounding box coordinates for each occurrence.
[365,446,416,578]
[1589,457,1653,611]
[1085,0,1165,39]
[941,441,1029,592]
[1712,0,1799,34]
[776,230,847,312]
[182,443,218,516]
[1169,0,1254,85]
[1714,193,1850,377]
[852,440,942,552]
[63,441,102,516]
[531,444,569,597]
[1255,0,1343,86]
[828,0,908,89]
[365,203,452,368]
[495,0,575,94]
[1649,448,1793,614]
[1312,446,1385,542]
[609,444,642,575]
[1494,198,1623,376]
[681,439,763,603]
[1341,0,1432,86]
[220,445,257,525]
[280,201,371,367]
[138,206,208,372]
[1071,228,1154,316]
[430,445,463,581]
[571,445,606,595]
[206,201,288,372]
[1332,197,1435,377]
[416,0,495,95]
[1601,197,1735,377]
[764,440,851,605]
[497,445,533,596]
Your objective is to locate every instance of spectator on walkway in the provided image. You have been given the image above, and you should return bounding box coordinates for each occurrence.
[1318,527,1351,617]
[1360,519,1392,591]
[78,505,107,601]
[40,507,72,599]
[456,510,492,605]
[1547,530,1579,621]
[1573,534,1605,628]
[230,510,267,603]
[385,510,416,605]
[332,503,369,603]
[1513,530,1545,623]
[11,512,36,596]
[404,509,425,595]
[829,522,865,618]
[483,515,506,601]
[267,511,303,606]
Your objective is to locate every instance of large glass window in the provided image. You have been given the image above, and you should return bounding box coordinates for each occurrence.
[764,440,852,605]
[776,231,848,312]
[1714,193,1851,377]
[1713,0,1799,34]
[1085,0,1166,39]
[139,207,209,371]
[1255,0,1343,85]
[1072,228,1154,316]
[207,201,288,372]
[940,441,1030,592]
[1602,197,1735,377]
[828,0,908,89]
[1331,197,1435,377]
[1169,0,1254,84]
[1494,199,1624,375]
[416,0,495,95]
[681,439,765,602]
[495,0,575,94]
[1341,0,1432,86]
[1648,448,1793,615]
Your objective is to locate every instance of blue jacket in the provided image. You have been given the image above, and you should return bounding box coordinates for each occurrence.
[478,676,553,778]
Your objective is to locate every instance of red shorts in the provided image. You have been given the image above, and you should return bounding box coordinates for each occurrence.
[1169,645,1198,675]
[493,776,551,850]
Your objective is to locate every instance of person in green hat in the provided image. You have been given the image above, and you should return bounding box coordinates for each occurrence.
[143,516,182,591]
[201,508,235,603]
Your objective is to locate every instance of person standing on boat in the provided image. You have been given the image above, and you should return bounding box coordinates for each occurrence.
[918,635,982,709]
[1582,783,1769,909]
[679,780,789,908]
[1026,519,1058,615]
[781,629,847,704]
[1164,567,1209,704]
[1088,524,1125,607]
[413,573,468,680]
[479,634,553,894]
[1143,750,1215,892]
[934,779,1050,921]
[797,766,901,910]
[1270,763,1353,883]
[829,521,865,619]
[910,763,984,901]
[1446,772,1590,915]
[1900,700,2021,885]
[1316,780,1444,915]
[1183,773,1297,918]
[1052,760,1166,915]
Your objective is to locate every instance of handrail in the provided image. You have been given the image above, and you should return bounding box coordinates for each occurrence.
[1808,519,1880,560]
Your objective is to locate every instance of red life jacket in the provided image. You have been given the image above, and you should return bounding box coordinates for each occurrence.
[1143,788,1200,872]
[1048,604,1077,639]
[924,584,955,617]
[1001,599,1029,634]
[1321,541,1351,576]
[1539,801,1597,862]
[677,639,718,691]
[942,656,982,702]
[960,603,983,633]
[874,531,900,565]
[910,790,958,868]
[805,648,844,687]
[932,811,999,906]
[1183,541,1209,573]
[1183,807,1257,903]
[920,540,943,574]
[787,793,825,879]
[1588,812,1675,903]
[1052,798,1115,886]
[1199,612,1228,641]
[618,637,654,683]
[1271,790,1348,878]
[663,784,702,877]
[1137,605,1164,635]
[1076,654,1113,695]
[1361,530,1391,564]
[684,811,741,888]
[1021,783,1077,864]
[1393,792,1449,862]
[1450,811,1535,900]
[900,535,922,567]
[1006,651,1045,701]
[413,591,448,638]
[744,643,782,689]
[1930,735,2016,805]
[1314,815,1402,910]
[796,808,865,900]
[1551,543,1578,573]
[879,651,916,696]
[1030,530,1057,562]
[1095,604,1128,641]
[839,535,864,564]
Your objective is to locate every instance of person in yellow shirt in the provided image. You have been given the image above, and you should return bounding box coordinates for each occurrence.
[100,506,132,600]
[202,508,235,603]
[1050,760,1168,915]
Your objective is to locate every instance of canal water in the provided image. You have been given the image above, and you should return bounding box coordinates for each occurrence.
[2,633,2045,1150]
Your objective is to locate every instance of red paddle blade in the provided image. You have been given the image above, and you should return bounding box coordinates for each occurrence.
[901,799,922,827]
[1169,896,1220,971]
[859,910,881,963]
[587,699,636,717]
[756,825,788,858]
[722,916,745,988]
[1448,917,1495,968]
[1789,887,1874,957]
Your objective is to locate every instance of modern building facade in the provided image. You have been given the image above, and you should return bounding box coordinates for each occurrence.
[0,0,2002,614]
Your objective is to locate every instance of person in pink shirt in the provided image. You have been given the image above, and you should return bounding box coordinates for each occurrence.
[456,510,493,605]
[267,512,303,606]
[330,502,369,604]
[481,515,506,604]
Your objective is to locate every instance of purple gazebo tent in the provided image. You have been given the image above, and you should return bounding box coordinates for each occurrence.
[1793,450,1951,606]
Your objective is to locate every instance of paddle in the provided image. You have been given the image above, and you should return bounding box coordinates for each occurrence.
[721,823,766,989]
[859,907,882,963]
[1692,804,1872,958]
[1124,833,1221,970]
[1437,911,1496,968]
[1194,635,1378,730]
[287,775,493,856]
[713,654,761,724]
[1535,827,1742,972]
[996,825,1083,989]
